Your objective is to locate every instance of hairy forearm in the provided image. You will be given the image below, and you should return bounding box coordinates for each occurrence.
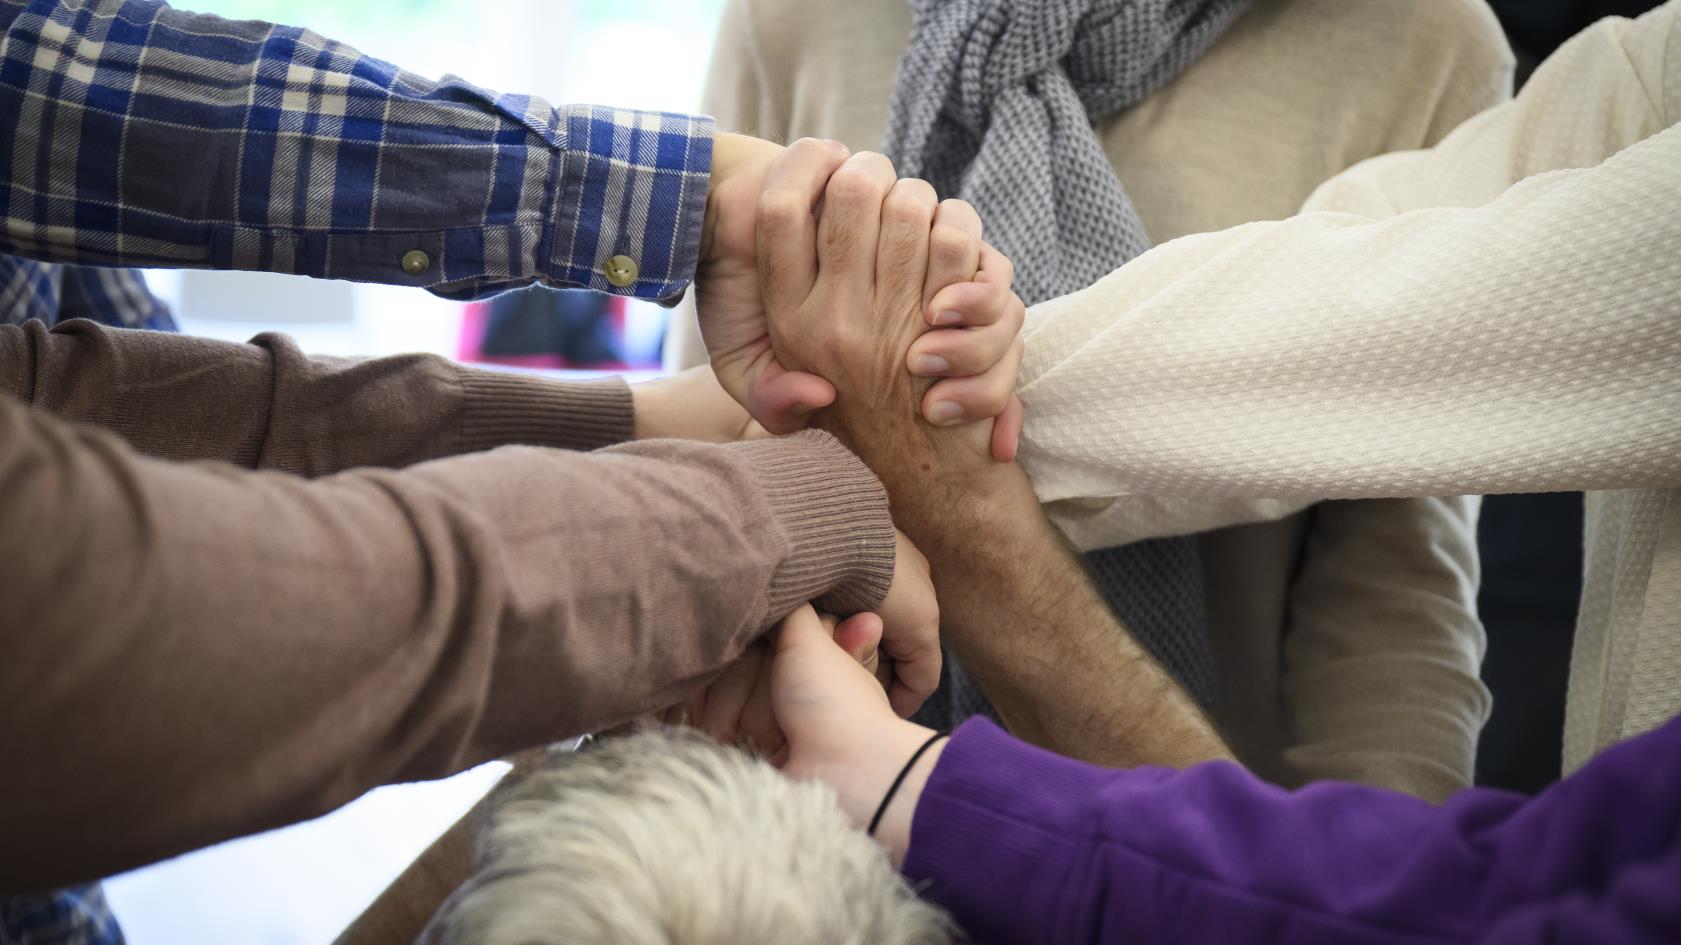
[893,458,1231,769]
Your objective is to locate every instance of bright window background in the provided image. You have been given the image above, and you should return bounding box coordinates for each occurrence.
[142,0,721,364]
[104,2,724,942]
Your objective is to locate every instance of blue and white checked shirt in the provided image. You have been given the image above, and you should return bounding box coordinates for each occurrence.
[0,0,715,325]
[0,256,175,328]
[0,2,718,942]
[0,884,125,945]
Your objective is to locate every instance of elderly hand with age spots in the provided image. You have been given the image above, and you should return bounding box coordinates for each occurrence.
[681,141,1029,753]
[753,141,1026,494]
[698,135,1024,457]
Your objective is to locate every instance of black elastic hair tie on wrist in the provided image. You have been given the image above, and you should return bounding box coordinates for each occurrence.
[867,730,949,837]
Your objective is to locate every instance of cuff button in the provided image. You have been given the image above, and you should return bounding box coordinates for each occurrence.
[604,254,639,288]
[401,249,431,276]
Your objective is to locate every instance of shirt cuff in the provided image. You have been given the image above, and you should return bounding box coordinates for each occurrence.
[723,430,897,620]
[549,106,715,303]
[458,371,634,453]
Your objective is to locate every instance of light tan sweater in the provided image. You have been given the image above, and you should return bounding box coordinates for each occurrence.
[1019,3,1681,770]
[674,0,1511,797]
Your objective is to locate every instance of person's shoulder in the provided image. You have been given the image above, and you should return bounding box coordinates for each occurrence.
[1309,0,1510,66]
[1378,0,1506,39]
[1397,0,1511,64]
[726,0,910,75]
[1306,0,1515,141]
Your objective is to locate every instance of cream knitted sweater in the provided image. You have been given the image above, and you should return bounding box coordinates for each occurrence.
[1021,3,1681,769]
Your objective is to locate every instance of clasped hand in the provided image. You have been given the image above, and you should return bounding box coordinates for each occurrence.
[681,135,1026,747]
[698,135,1024,460]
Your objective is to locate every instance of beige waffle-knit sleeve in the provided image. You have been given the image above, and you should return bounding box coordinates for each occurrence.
[1019,6,1681,530]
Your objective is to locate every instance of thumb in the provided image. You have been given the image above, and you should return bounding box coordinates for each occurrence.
[774,604,828,655]
[832,612,884,664]
[748,363,836,435]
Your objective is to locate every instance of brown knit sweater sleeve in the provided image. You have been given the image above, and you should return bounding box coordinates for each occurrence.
[0,336,893,894]
[0,318,634,472]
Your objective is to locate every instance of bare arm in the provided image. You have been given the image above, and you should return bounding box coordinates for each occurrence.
[899,461,1231,768]
[746,141,1228,769]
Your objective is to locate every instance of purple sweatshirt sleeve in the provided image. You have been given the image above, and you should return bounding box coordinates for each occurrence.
[902,716,1681,945]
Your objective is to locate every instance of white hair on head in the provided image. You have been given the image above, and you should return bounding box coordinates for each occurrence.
[422,727,956,945]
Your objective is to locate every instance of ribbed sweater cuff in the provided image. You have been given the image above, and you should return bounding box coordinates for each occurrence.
[728,430,897,619]
[458,371,634,454]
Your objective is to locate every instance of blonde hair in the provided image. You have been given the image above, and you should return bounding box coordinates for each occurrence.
[423,728,955,945]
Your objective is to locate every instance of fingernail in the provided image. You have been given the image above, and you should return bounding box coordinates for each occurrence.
[926,401,963,424]
[913,354,949,375]
[828,138,849,154]
[931,310,962,326]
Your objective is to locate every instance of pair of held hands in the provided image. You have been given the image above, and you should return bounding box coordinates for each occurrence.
[696,134,1024,454]
[647,134,1026,826]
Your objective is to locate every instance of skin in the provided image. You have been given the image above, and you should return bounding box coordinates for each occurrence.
[331,137,1018,944]
[679,133,1031,718]
[751,144,1231,770]
[704,136,1024,456]
[770,606,939,867]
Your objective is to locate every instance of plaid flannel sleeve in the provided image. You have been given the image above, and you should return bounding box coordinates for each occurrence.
[0,0,714,302]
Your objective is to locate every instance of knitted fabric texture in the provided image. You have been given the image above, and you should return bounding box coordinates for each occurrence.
[886,0,1247,725]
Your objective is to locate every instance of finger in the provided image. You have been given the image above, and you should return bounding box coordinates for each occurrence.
[815,151,898,283]
[921,335,1024,426]
[775,604,828,655]
[744,357,836,434]
[926,243,1013,327]
[906,299,1023,377]
[832,609,883,675]
[990,393,1025,463]
[757,138,851,315]
[885,641,940,718]
[923,198,983,307]
[925,280,1009,331]
[699,644,766,743]
[875,177,939,314]
[831,611,884,660]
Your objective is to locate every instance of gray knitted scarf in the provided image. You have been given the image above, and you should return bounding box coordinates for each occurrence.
[884,0,1250,726]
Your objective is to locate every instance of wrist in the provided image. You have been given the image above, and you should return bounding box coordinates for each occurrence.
[702,133,778,264]
[871,731,947,867]
[699,134,736,263]
[629,378,667,440]
[877,443,1039,549]
[811,718,937,859]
